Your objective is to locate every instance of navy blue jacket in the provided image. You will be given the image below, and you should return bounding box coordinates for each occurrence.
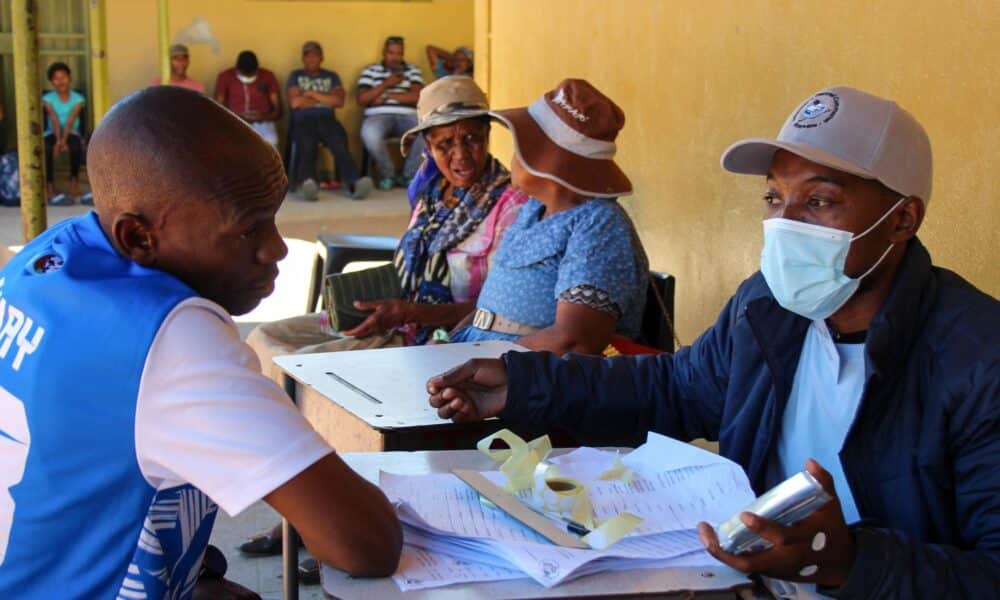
[502,239,1000,598]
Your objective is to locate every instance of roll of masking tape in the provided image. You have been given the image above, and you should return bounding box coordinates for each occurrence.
[474,429,644,550]
[535,476,584,513]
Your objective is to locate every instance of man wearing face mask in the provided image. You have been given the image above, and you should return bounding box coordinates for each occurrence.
[427,86,1000,598]
[214,50,282,147]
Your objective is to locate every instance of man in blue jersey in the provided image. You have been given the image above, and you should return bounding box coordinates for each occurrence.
[0,86,401,599]
[427,87,1000,598]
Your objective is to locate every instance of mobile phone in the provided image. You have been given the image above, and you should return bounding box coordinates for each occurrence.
[716,470,832,554]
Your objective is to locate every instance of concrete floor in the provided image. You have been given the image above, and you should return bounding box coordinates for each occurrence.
[0,186,411,598]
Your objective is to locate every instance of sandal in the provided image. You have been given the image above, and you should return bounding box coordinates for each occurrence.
[237,533,282,556]
[297,557,320,585]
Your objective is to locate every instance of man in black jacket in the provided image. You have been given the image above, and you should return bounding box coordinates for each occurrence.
[428,87,1000,598]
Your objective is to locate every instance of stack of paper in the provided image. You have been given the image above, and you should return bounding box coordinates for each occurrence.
[381,433,757,591]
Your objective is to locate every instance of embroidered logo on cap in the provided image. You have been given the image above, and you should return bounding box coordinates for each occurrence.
[31,254,64,274]
[551,89,590,122]
[793,92,840,129]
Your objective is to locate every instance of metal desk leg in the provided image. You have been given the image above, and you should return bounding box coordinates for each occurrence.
[282,517,300,600]
[282,373,300,600]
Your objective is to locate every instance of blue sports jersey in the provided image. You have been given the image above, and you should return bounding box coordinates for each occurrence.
[0,213,217,599]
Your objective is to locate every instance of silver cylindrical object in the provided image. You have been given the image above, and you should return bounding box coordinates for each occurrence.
[717,470,832,554]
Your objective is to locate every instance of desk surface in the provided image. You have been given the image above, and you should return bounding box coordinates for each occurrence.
[275,341,522,431]
[322,450,754,600]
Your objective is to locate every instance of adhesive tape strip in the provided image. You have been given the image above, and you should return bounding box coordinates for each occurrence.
[477,429,552,492]
[596,452,634,483]
[582,512,643,550]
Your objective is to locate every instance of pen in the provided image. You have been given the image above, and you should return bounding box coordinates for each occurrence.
[480,496,591,536]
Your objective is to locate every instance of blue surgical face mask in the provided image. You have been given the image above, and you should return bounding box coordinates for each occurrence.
[760,196,906,321]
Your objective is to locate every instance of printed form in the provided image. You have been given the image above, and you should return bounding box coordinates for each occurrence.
[380,433,756,590]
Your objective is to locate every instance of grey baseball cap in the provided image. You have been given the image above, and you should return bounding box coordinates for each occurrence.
[302,40,322,55]
[721,86,933,203]
[169,43,189,57]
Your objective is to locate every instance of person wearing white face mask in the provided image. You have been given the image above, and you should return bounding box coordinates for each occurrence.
[214,50,282,147]
[425,86,1000,598]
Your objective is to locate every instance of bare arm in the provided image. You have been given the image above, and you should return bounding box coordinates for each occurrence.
[264,90,282,121]
[386,83,423,106]
[356,72,405,106]
[287,85,317,110]
[341,300,474,338]
[516,301,617,355]
[213,74,227,105]
[43,101,62,140]
[426,45,453,72]
[265,452,402,576]
[305,86,345,109]
[61,102,84,143]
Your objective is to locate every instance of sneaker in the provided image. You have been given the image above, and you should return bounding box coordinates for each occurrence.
[346,176,373,201]
[377,177,395,191]
[319,180,342,191]
[394,175,413,188]
[298,178,319,202]
[48,193,73,206]
[79,192,94,206]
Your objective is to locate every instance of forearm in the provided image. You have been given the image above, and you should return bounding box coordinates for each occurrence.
[386,90,420,104]
[409,301,474,328]
[303,476,402,577]
[501,350,687,442]
[516,324,610,356]
[314,89,345,108]
[62,118,78,140]
[357,82,392,106]
[827,528,1000,599]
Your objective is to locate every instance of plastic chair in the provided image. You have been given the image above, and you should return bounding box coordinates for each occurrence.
[640,271,677,352]
[310,233,399,311]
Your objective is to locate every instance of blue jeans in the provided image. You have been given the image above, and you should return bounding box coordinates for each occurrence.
[360,112,425,180]
[290,109,360,187]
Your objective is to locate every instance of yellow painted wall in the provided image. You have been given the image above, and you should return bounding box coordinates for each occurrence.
[104,0,473,159]
[479,0,1000,343]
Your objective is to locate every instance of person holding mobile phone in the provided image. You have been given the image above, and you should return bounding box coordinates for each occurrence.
[356,36,426,191]
[428,86,1000,598]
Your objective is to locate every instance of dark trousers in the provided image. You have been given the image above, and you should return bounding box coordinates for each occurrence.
[44,133,82,183]
[292,111,360,187]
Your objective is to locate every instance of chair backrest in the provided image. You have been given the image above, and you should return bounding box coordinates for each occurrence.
[640,271,676,352]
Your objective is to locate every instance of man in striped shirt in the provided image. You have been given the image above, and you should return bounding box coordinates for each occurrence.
[356,36,426,190]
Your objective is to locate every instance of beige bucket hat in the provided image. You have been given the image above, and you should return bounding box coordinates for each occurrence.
[400,76,490,155]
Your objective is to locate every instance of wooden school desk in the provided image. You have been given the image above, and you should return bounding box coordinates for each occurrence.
[274,341,529,598]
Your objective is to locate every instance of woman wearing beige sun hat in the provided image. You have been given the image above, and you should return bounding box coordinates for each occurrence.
[449,79,650,356]
[240,76,528,568]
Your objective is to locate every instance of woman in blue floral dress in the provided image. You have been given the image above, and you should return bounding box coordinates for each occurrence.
[451,79,649,355]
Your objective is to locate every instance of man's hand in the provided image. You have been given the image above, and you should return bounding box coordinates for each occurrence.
[385,71,405,87]
[697,459,857,587]
[427,358,509,422]
[341,299,413,338]
[55,139,67,154]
